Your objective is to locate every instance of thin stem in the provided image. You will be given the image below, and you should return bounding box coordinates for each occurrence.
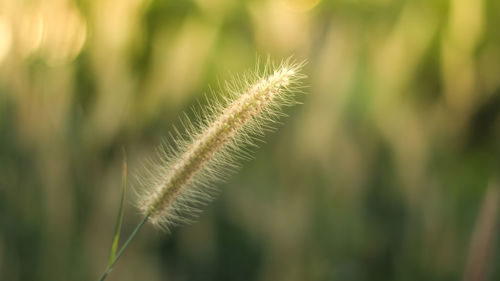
[98,216,149,281]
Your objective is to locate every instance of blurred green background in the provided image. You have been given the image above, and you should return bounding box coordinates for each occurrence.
[1,0,500,280]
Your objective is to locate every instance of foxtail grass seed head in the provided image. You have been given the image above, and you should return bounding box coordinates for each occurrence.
[137,59,306,229]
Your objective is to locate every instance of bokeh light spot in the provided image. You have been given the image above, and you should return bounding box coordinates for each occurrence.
[19,9,44,58]
[280,0,321,12]
[0,17,12,64]
[40,4,87,66]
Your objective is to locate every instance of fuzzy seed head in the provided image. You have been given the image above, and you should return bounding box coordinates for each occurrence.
[136,59,306,230]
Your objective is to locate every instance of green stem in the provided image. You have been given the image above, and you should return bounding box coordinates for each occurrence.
[98,216,149,281]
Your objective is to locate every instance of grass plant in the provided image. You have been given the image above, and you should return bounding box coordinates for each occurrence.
[97,59,305,281]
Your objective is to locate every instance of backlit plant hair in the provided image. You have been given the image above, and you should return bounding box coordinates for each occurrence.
[98,58,306,281]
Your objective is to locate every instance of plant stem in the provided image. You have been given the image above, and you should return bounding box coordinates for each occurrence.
[98,216,149,281]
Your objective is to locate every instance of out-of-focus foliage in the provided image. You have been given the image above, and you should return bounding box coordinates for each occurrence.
[1,0,500,280]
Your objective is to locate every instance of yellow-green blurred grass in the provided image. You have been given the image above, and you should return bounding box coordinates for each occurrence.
[1,0,500,280]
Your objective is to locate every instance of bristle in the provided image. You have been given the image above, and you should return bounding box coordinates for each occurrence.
[136,59,306,230]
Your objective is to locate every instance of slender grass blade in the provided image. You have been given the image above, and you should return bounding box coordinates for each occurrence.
[108,150,127,266]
